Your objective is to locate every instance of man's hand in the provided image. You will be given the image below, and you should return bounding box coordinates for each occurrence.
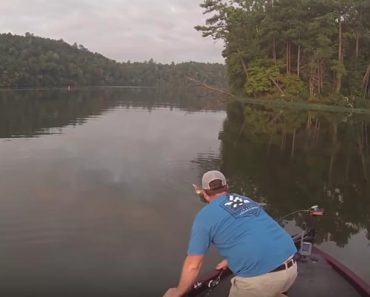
[216,259,228,270]
[162,288,182,297]
[163,255,204,297]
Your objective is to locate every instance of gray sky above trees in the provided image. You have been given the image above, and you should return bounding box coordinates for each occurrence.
[0,0,224,63]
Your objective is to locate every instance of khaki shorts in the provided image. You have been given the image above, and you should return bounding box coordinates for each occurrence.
[228,262,298,297]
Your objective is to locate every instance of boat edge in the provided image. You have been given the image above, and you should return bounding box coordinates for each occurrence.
[313,246,370,297]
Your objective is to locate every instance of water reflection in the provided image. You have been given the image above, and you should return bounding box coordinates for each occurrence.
[0,88,225,138]
[214,101,370,248]
[0,89,369,294]
[0,88,225,296]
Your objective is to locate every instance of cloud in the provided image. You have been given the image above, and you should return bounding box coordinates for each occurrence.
[0,0,224,63]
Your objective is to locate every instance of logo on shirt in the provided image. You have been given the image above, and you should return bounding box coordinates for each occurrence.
[220,194,261,218]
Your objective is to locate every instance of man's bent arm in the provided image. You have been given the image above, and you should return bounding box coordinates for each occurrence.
[176,255,204,296]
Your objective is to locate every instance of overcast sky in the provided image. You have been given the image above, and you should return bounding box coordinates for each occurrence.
[0,0,224,63]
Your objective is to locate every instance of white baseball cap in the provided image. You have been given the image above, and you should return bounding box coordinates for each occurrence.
[202,170,227,191]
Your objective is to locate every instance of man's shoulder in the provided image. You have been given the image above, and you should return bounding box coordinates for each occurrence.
[195,204,216,221]
[194,196,227,223]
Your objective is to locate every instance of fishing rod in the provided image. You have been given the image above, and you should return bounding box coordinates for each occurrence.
[277,205,321,222]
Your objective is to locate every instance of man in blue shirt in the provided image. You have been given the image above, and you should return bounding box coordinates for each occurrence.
[163,170,297,297]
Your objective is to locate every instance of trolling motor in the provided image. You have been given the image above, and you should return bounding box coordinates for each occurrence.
[300,205,324,259]
[287,205,324,259]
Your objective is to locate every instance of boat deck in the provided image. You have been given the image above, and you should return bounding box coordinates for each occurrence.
[290,253,361,297]
[194,253,362,297]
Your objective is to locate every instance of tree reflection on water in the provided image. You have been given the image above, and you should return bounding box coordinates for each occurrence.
[1,89,368,247]
[0,87,225,138]
[196,100,370,247]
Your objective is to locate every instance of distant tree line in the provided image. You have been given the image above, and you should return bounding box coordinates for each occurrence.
[196,0,370,103]
[0,33,226,89]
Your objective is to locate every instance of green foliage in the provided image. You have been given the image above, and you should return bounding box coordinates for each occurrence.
[331,61,347,76]
[0,33,227,89]
[244,60,306,99]
[226,54,247,93]
[277,74,307,99]
[197,0,370,102]
[244,61,280,97]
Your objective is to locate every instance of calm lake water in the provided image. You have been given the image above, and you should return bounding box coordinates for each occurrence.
[0,88,369,296]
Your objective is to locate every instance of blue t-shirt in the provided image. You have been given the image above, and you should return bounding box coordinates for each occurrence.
[187,193,297,277]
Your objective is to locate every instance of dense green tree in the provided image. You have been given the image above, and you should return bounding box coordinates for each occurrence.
[196,0,370,103]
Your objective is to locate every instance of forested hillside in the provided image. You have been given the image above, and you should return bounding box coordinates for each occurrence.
[0,33,226,88]
[196,0,370,102]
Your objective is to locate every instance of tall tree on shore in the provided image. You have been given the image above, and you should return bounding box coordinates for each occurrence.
[196,0,370,101]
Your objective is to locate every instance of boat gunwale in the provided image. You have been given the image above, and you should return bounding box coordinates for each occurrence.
[313,246,370,297]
